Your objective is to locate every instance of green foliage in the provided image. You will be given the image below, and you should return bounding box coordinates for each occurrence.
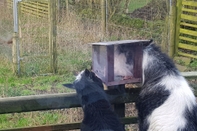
[111,14,144,28]
[189,59,197,70]
[79,8,100,19]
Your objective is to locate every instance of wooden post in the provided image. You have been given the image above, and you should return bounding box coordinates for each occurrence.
[108,85,126,129]
[175,0,182,56]
[101,0,106,40]
[168,0,177,57]
[65,0,69,17]
[49,0,57,73]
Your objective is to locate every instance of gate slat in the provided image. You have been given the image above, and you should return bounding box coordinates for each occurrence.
[180,22,197,28]
[178,51,197,59]
[179,36,197,43]
[178,43,197,51]
[182,1,197,7]
[180,28,197,37]
[181,14,197,22]
[182,7,197,13]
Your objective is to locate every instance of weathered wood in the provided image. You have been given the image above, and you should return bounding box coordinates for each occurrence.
[181,14,197,22]
[7,0,49,18]
[178,52,197,59]
[65,0,69,17]
[0,117,138,131]
[0,71,196,115]
[168,0,176,57]
[182,1,197,6]
[49,0,57,73]
[181,71,197,78]
[179,36,197,43]
[101,0,106,40]
[178,43,197,51]
[175,0,182,56]
[113,85,126,129]
[180,28,197,37]
[182,7,197,14]
[0,88,140,114]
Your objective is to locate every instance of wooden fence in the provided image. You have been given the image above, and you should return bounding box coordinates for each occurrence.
[7,0,57,75]
[7,0,49,18]
[175,0,197,58]
[0,72,196,131]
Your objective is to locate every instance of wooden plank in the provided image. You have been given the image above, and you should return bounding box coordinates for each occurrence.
[21,8,48,18]
[0,88,140,114]
[22,2,48,10]
[179,36,197,43]
[182,1,197,7]
[178,51,197,58]
[180,28,197,37]
[181,72,197,79]
[175,0,182,56]
[21,8,48,15]
[180,22,197,28]
[168,0,177,57]
[181,14,197,22]
[21,0,48,2]
[0,117,138,131]
[178,43,197,51]
[182,7,197,14]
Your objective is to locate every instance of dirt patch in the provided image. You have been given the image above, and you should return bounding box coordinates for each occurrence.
[130,0,167,20]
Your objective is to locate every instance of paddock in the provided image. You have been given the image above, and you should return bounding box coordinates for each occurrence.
[0,72,196,131]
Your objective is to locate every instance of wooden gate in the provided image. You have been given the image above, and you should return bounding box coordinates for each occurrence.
[175,0,197,58]
[7,0,57,75]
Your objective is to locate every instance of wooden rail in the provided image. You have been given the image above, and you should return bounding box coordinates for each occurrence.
[0,88,140,114]
[175,0,197,58]
[0,72,196,131]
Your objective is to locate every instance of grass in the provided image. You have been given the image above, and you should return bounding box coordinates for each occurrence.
[120,0,151,12]
[0,55,85,129]
[0,0,196,130]
[0,53,90,97]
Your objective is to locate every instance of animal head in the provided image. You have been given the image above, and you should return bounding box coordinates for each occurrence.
[63,69,107,105]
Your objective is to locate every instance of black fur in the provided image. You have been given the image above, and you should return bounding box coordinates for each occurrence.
[63,69,125,131]
[136,42,197,131]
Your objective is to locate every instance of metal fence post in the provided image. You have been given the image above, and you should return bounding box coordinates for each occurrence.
[12,0,21,75]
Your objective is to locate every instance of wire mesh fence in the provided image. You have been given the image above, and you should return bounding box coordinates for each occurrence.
[0,0,169,76]
[1,0,197,131]
[0,1,13,61]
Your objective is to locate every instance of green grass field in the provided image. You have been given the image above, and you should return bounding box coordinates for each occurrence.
[0,54,86,129]
[121,0,151,12]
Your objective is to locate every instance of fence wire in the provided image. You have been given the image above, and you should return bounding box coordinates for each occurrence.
[1,1,195,131]
[0,1,13,61]
[0,0,169,76]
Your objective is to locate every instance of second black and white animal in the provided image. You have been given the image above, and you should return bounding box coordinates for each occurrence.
[136,40,197,131]
[63,69,125,131]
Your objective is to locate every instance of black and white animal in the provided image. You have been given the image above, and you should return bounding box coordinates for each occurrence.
[136,40,197,131]
[63,69,125,131]
[114,44,134,80]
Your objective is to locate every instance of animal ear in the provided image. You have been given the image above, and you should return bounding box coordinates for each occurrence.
[149,39,153,43]
[84,69,90,77]
[62,83,75,89]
